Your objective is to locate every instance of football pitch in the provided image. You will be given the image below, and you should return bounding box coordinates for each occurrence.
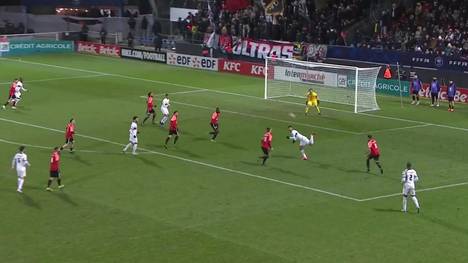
[1,53,468,262]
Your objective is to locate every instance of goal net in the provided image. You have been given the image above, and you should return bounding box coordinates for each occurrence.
[264,57,381,113]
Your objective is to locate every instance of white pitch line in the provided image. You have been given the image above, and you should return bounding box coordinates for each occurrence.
[358,124,431,134]
[4,57,468,133]
[358,181,468,202]
[0,138,101,153]
[0,74,108,85]
[0,117,359,201]
[139,89,209,98]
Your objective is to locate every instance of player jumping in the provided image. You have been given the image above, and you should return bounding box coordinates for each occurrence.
[305,88,320,115]
[122,116,139,155]
[11,146,31,193]
[287,125,315,160]
[46,147,64,191]
[366,135,383,174]
[164,111,179,149]
[61,118,76,153]
[142,92,156,125]
[401,162,420,213]
[2,78,17,110]
[159,93,170,127]
[209,107,221,141]
[260,127,273,165]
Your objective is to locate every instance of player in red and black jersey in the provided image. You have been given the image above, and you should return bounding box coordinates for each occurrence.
[142,92,156,125]
[367,135,383,174]
[164,111,179,149]
[209,107,221,141]
[46,147,64,191]
[61,118,76,152]
[2,78,17,110]
[260,128,273,165]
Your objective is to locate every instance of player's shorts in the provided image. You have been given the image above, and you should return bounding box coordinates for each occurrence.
[7,94,13,100]
[147,108,155,114]
[431,92,439,98]
[402,184,416,196]
[65,137,74,144]
[368,154,380,160]
[16,169,26,178]
[299,138,311,147]
[412,90,419,95]
[161,107,169,115]
[307,100,318,107]
[50,170,60,178]
[168,129,178,136]
[129,136,138,144]
[448,96,454,102]
[261,147,270,155]
[210,123,218,130]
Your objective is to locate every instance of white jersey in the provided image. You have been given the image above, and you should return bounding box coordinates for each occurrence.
[129,121,138,143]
[289,129,313,146]
[161,98,170,115]
[12,153,30,171]
[14,81,26,97]
[401,169,418,188]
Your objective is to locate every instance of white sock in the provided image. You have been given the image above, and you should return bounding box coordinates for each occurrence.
[132,144,138,154]
[123,143,131,151]
[309,135,314,145]
[402,197,407,211]
[412,196,420,208]
[300,149,307,158]
[17,178,24,191]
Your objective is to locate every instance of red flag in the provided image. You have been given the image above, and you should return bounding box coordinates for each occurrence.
[224,0,251,12]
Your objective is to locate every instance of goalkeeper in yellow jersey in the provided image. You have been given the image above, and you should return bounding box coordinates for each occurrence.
[305,88,321,115]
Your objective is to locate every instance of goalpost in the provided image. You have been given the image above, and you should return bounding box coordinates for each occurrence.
[264,57,381,113]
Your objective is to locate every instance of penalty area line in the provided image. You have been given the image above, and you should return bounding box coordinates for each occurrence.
[0,117,359,202]
[0,138,101,153]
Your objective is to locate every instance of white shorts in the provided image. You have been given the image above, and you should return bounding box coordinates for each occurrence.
[299,136,313,147]
[129,136,138,144]
[14,93,21,100]
[161,107,169,115]
[17,169,26,178]
[402,184,416,196]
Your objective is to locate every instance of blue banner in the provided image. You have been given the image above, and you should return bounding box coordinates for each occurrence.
[327,46,468,72]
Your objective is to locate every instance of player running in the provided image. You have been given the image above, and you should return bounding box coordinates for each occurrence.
[287,125,315,160]
[11,146,31,193]
[11,77,27,109]
[61,118,76,153]
[401,162,420,213]
[305,88,321,115]
[2,78,17,110]
[142,92,156,125]
[122,116,139,155]
[159,93,170,127]
[46,147,64,191]
[366,135,383,174]
[260,127,273,165]
[164,111,179,148]
[209,107,221,141]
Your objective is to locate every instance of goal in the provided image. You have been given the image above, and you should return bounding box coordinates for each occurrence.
[264,57,381,113]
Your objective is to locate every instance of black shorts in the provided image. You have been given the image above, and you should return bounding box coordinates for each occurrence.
[50,170,60,178]
[448,96,454,102]
[431,92,439,98]
[147,108,155,114]
[65,137,74,144]
[168,129,178,136]
[210,123,218,130]
[261,147,270,155]
[412,90,419,95]
[368,154,380,161]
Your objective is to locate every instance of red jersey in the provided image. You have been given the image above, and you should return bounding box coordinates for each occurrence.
[147,96,154,110]
[50,151,60,171]
[9,81,16,96]
[211,112,220,124]
[368,139,380,156]
[66,123,75,138]
[169,115,178,131]
[261,131,273,149]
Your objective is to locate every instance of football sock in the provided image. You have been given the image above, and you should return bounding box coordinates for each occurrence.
[300,149,307,159]
[174,136,179,144]
[142,116,149,124]
[164,137,170,145]
[57,178,62,186]
[212,131,218,140]
[152,115,156,123]
[47,179,52,187]
[366,159,370,170]
[412,196,420,208]
[376,161,382,169]
[132,144,138,154]
[402,197,407,211]
[316,106,321,114]
[17,178,24,191]
[262,155,268,165]
[123,143,131,151]
[305,107,309,114]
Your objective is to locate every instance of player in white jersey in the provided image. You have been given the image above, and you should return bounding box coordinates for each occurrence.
[287,125,315,160]
[401,162,420,213]
[11,146,31,193]
[122,116,139,155]
[11,78,27,109]
[159,93,170,126]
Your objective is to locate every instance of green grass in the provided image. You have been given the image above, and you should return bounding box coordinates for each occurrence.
[1,53,468,262]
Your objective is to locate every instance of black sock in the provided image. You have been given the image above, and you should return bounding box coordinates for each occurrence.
[174,136,179,144]
[164,137,170,145]
[47,179,52,187]
[212,131,218,140]
[262,155,268,165]
[366,159,370,170]
[70,147,74,152]
[57,179,62,186]
[376,161,383,170]
[142,116,149,124]
[152,115,155,123]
